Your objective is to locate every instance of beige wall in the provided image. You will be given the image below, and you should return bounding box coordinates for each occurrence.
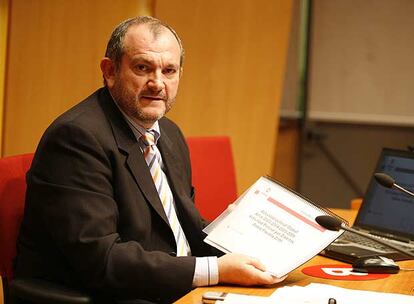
[2,0,293,193]
[155,0,294,192]
[0,0,9,154]
[2,0,153,155]
[309,0,414,126]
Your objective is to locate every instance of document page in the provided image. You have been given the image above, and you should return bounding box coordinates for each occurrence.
[204,176,343,278]
[213,283,414,304]
[270,283,414,304]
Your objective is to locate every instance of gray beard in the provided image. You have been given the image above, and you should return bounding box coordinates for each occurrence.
[110,85,175,126]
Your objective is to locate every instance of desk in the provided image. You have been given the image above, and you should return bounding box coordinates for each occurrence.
[174,209,414,303]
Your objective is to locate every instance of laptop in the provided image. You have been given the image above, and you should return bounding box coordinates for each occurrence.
[320,148,414,263]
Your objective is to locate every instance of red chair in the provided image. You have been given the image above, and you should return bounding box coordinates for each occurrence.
[0,153,91,303]
[186,136,238,221]
[0,153,33,287]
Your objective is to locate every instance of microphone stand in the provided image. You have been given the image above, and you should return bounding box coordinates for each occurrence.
[393,184,414,198]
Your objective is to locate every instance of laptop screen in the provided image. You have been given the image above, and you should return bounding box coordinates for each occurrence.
[355,148,414,240]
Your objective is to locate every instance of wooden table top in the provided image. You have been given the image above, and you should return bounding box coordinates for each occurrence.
[174,209,414,303]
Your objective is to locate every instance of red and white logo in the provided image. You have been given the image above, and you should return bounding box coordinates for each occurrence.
[302,264,390,280]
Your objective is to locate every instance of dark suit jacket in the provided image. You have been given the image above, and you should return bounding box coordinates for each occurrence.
[15,87,217,303]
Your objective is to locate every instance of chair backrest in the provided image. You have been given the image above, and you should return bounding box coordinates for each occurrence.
[186,136,237,221]
[0,153,34,283]
[350,198,363,210]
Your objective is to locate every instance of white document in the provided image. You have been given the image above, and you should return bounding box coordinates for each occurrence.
[218,283,414,304]
[220,294,273,304]
[204,176,343,278]
[270,283,414,304]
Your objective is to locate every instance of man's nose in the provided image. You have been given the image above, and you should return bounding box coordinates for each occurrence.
[147,72,164,91]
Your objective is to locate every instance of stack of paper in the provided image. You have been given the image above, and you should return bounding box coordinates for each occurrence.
[204,177,343,278]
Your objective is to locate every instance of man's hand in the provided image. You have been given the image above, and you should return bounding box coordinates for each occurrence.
[217,253,287,286]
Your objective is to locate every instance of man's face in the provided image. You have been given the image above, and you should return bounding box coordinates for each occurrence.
[104,24,181,128]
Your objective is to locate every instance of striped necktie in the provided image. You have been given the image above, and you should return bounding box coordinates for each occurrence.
[140,131,190,256]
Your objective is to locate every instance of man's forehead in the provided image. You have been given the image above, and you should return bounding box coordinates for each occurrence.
[123,24,180,54]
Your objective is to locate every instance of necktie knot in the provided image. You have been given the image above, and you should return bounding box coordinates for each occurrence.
[141,131,156,147]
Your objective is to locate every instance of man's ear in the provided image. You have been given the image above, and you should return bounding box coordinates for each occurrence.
[100,58,116,88]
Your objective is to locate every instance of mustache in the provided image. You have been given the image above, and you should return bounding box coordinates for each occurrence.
[139,90,167,100]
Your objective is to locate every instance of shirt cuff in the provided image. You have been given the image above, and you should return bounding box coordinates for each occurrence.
[192,256,219,287]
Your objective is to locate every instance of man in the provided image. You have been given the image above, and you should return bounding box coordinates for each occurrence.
[15,16,282,303]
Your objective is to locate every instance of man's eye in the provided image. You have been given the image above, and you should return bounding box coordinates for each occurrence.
[136,65,148,72]
[164,68,177,75]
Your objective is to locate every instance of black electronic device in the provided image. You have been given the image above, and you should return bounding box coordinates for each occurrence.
[319,148,414,263]
[316,215,414,259]
[352,255,400,274]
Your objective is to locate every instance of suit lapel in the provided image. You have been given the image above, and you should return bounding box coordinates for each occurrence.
[158,126,207,251]
[98,89,169,226]
[157,124,194,221]
[157,128,185,204]
[125,146,170,226]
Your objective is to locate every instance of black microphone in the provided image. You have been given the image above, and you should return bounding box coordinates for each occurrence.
[315,215,414,259]
[374,172,414,198]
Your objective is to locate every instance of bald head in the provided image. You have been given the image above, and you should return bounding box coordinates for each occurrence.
[105,16,185,70]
